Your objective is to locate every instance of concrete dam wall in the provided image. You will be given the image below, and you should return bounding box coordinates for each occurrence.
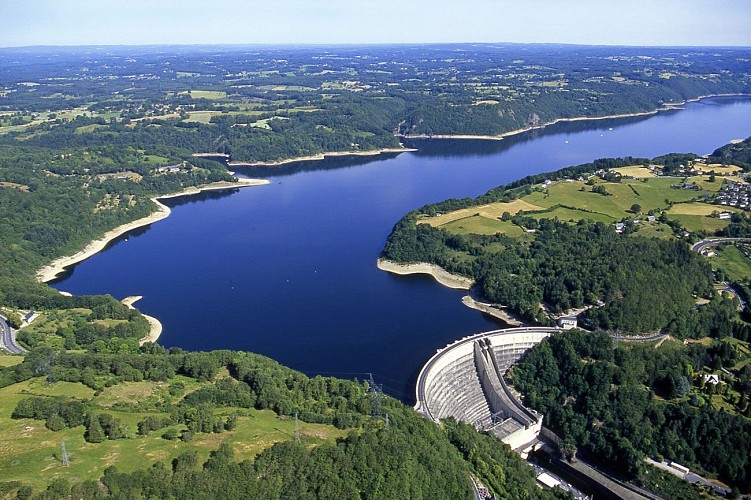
[415,327,559,449]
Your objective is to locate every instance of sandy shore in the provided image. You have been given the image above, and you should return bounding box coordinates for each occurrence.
[36,177,268,283]
[192,152,230,158]
[399,93,751,141]
[122,296,163,345]
[461,296,523,326]
[377,259,528,325]
[227,147,417,167]
[377,258,474,290]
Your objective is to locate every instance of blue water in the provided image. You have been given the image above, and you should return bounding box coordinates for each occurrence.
[52,97,751,403]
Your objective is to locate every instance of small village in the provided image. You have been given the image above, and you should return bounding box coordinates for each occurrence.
[714,179,751,210]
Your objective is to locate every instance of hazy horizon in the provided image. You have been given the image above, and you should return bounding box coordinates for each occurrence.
[2,0,750,48]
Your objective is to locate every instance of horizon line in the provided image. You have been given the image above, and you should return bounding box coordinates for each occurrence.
[2,41,751,50]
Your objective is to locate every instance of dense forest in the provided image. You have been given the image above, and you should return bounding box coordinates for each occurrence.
[511,330,751,491]
[382,147,751,334]
[0,346,568,499]
[384,208,724,334]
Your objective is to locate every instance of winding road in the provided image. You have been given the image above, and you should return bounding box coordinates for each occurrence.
[690,236,751,254]
[0,315,26,354]
[691,237,751,309]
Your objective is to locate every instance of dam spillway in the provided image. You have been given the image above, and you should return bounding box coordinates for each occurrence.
[414,327,560,450]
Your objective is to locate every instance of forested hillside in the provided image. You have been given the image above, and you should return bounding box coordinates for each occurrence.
[382,148,751,334]
[710,136,751,171]
[1,45,750,162]
[511,330,751,491]
[0,347,566,499]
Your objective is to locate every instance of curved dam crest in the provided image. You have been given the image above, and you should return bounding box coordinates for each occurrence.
[415,327,561,450]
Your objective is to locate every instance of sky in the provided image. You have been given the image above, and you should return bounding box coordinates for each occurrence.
[1,0,750,48]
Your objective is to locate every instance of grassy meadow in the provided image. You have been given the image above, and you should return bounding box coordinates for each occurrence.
[0,376,346,490]
[427,175,732,240]
[712,245,751,282]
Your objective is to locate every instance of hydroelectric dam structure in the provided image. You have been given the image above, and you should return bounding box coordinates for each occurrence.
[415,327,561,450]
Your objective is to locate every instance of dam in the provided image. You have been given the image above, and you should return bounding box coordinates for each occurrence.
[414,327,560,450]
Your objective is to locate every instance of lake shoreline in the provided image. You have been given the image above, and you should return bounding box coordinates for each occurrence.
[398,93,751,141]
[198,95,750,169]
[227,147,417,167]
[35,177,268,345]
[377,259,526,326]
[36,177,268,284]
[122,295,163,345]
[377,258,475,290]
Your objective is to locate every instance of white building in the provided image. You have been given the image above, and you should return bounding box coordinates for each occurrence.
[557,317,578,330]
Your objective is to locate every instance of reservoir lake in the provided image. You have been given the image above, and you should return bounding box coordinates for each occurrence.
[52,97,751,403]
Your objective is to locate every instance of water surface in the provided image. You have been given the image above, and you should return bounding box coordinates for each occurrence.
[53,97,751,402]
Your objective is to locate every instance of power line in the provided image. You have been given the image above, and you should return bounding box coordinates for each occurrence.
[61,441,70,466]
[295,412,300,444]
[368,373,384,420]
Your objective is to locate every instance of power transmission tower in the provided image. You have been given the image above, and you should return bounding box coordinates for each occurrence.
[368,373,384,419]
[294,411,300,444]
[385,413,390,430]
[60,441,70,466]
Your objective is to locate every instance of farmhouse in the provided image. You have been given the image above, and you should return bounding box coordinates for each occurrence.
[155,164,182,174]
[704,374,720,386]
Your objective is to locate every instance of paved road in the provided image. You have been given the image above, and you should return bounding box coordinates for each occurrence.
[690,237,751,254]
[716,280,748,310]
[611,332,667,343]
[0,315,26,354]
[645,458,729,496]
[691,238,751,310]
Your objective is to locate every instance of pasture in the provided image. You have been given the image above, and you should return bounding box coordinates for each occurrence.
[712,245,751,282]
[694,163,742,175]
[438,215,528,237]
[0,377,345,489]
[421,198,542,227]
[611,166,657,178]
[429,176,728,239]
[188,90,227,100]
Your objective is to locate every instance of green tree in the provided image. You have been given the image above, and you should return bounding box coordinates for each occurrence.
[84,413,105,443]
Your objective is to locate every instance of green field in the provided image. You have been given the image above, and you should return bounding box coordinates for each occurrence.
[184,111,222,123]
[188,90,227,100]
[631,222,675,239]
[0,354,23,367]
[665,214,731,233]
[74,124,106,134]
[527,206,617,224]
[0,377,345,489]
[522,178,710,221]
[686,175,725,192]
[142,153,169,165]
[712,245,751,282]
[439,215,528,237]
[435,176,720,238]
